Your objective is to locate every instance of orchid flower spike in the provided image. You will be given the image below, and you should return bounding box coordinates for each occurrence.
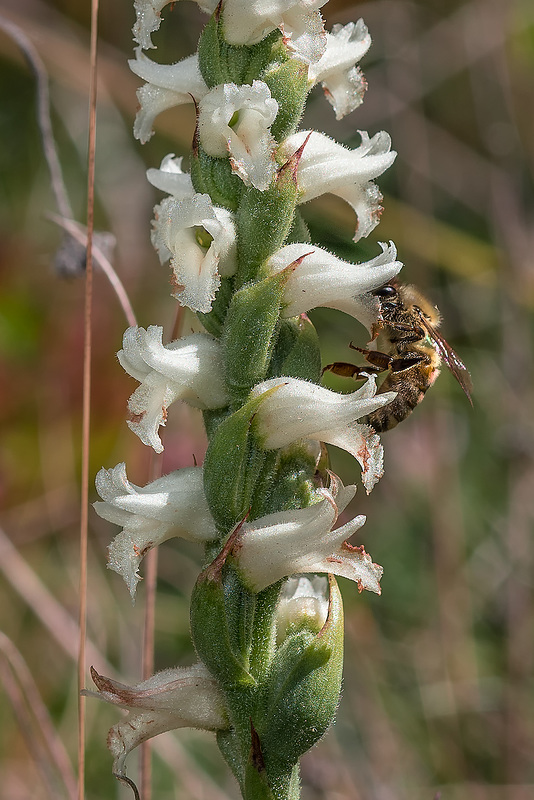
[267,241,402,331]
[85,663,227,780]
[152,193,237,313]
[251,376,396,492]
[198,82,279,191]
[308,20,371,119]
[118,327,229,452]
[129,49,208,143]
[232,473,383,592]
[94,463,217,598]
[279,129,396,240]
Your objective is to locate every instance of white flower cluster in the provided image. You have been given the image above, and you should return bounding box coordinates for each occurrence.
[93,0,401,754]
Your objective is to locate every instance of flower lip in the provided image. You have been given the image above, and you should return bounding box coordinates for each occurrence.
[308,20,372,119]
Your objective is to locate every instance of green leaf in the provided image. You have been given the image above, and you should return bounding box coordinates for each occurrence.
[191,146,244,211]
[197,276,234,336]
[191,560,256,687]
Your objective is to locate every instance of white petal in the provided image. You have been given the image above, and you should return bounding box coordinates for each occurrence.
[277,575,330,640]
[132,0,174,49]
[267,241,402,329]
[282,8,327,63]
[129,51,207,143]
[309,20,371,118]
[146,155,194,199]
[126,371,180,452]
[132,0,218,49]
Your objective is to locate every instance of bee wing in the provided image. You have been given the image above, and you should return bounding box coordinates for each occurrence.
[418,316,473,404]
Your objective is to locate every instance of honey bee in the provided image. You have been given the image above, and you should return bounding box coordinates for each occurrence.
[323,282,472,432]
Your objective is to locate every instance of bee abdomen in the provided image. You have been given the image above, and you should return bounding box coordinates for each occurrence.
[365,365,439,432]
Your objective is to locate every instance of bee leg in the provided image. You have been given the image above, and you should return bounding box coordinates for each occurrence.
[322,361,382,379]
[389,353,428,373]
[348,344,393,371]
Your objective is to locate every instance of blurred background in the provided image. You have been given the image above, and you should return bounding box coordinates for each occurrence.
[0,0,533,798]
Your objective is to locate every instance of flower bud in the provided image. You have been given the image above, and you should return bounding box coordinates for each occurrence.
[253,575,344,772]
[276,575,329,642]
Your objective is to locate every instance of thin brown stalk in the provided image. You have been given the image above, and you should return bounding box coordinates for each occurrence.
[78,0,100,798]
[0,632,77,800]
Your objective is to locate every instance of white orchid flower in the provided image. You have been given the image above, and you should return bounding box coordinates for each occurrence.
[279,129,396,241]
[146,154,194,199]
[251,376,396,492]
[218,0,326,59]
[152,193,237,313]
[233,474,383,591]
[267,241,402,331]
[85,663,227,780]
[118,327,229,452]
[129,49,208,143]
[198,82,279,191]
[94,463,217,598]
[308,20,371,119]
[132,0,217,50]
